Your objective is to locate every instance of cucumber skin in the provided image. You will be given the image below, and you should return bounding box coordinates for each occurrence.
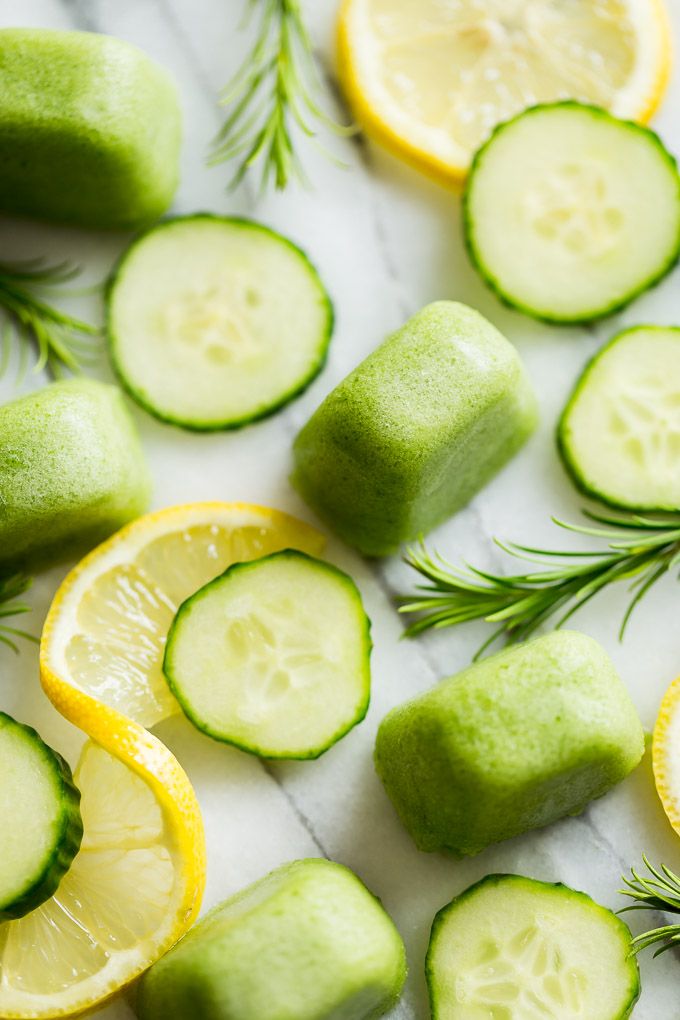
[426,874,641,1020]
[463,101,680,325]
[162,550,372,760]
[106,213,335,433]
[0,713,83,921]
[558,325,680,512]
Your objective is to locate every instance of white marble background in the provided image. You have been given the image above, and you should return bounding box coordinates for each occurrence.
[1,1,680,1016]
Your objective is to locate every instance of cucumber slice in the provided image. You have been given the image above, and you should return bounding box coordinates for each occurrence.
[163,550,371,759]
[559,326,680,510]
[106,215,333,431]
[464,102,680,323]
[427,874,640,1020]
[0,713,83,920]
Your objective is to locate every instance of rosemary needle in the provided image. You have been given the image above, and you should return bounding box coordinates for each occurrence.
[210,0,352,191]
[0,258,100,377]
[400,509,680,657]
[620,856,680,957]
[0,574,37,654]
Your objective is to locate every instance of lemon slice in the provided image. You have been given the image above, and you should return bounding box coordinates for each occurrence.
[338,0,672,183]
[41,503,326,730]
[0,738,204,1019]
[653,674,680,834]
[33,503,323,1015]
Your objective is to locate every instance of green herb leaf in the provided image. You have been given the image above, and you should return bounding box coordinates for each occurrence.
[620,856,680,957]
[210,0,353,191]
[0,574,37,654]
[400,510,680,656]
[0,259,100,377]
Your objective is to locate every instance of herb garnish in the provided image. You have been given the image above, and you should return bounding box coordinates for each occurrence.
[0,574,37,653]
[210,0,351,191]
[620,856,680,957]
[401,510,680,657]
[0,259,99,377]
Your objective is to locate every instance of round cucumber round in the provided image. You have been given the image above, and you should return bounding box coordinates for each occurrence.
[0,712,83,920]
[106,215,333,431]
[163,550,372,759]
[427,874,640,1020]
[559,326,680,511]
[463,102,680,324]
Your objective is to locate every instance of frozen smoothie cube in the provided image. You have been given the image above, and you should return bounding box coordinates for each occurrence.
[375,631,644,856]
[0,29,181,229]
[292,301,536,556]
[0,379,151,571]
[136,858,407,1020]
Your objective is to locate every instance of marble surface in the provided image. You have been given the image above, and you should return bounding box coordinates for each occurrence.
[1,1,680,1016]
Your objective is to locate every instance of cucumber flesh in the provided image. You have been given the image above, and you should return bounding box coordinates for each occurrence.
[0,713,83,920]
[464,102,680,323]
[427,874,639,1020]
[163,550,371,759]
[559,326,680,510]
[107,215,333,431]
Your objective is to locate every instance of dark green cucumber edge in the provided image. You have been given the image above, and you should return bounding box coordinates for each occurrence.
[463,101,680,325]
[0,712,83,921]
[105,213,335,433]
[557,324,680,511]
[162,549,372,760]
[426,873,641,1020]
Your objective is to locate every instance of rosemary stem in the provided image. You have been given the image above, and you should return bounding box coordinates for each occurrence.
[400,511,680,655]
[0,260,100,376]
[212,0,350,191]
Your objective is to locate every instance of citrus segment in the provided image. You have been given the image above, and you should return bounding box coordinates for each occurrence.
[338,0,671,182]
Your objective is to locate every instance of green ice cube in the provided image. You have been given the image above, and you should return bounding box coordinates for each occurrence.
[0,28,181,229]
[0,379,151,571]
[292,301,537,556]
[136,858,406,1020]
[375,631,644,856]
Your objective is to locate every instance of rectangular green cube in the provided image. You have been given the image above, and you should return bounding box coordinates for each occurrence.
[375,631,645,856]
[0,28,181,229]
[137,859,406,1020]
[0,379,151,571]
[292,301,537,556]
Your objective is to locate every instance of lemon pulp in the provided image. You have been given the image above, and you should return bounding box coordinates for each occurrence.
[339,0,670,181]
[0,744,182,1018]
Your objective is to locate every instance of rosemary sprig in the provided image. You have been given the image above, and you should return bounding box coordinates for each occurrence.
[0,258,99,376]
[210,0,351,191]
[0,574,37,653]
[620,856,680,957]
[400,509,680,657]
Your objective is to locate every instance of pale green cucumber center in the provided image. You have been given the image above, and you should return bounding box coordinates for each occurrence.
[564,329,680,507]
[0,725,63,908]
[161,275,265,368]
[454,922,587,1017]
[167,556,369,756]
[524,160,624,259]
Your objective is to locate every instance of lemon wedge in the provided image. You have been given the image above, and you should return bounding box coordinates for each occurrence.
[0,738,203,1019]
[338,0,672,183]
[653,674,680,835]
[40,503,326,730]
